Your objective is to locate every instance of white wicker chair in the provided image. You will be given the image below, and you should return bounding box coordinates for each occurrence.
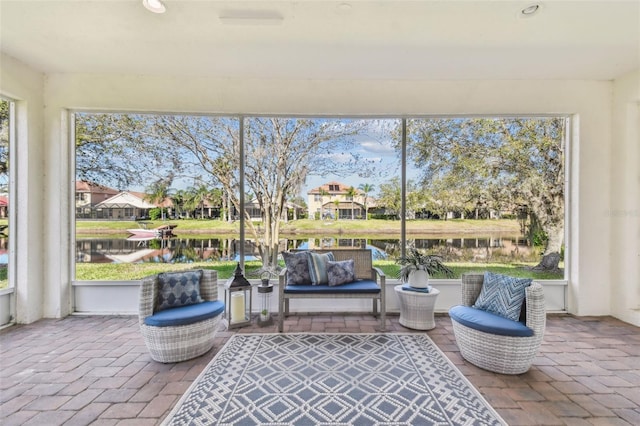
[139,269,222,363]
[450,273,546,375]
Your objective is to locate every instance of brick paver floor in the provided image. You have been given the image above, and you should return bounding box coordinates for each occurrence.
[1,314,639,425]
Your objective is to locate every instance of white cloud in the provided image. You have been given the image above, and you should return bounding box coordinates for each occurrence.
[359,140,396,156]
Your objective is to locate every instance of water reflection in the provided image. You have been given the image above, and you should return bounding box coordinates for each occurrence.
[76,234,536,264]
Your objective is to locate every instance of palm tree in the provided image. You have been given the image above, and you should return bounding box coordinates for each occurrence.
[346,186,357,220]
[171,189,187,219]
[183,185,211,219]
[358,183,375,220]
[145,178,171,220]
[208,187,224,220]
[333,199,340,220]
[191,184,212,219]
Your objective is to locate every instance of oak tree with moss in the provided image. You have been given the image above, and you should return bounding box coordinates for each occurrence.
[406,117,565,271]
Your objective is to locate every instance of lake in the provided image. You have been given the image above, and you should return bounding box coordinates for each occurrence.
[75,234,537,265]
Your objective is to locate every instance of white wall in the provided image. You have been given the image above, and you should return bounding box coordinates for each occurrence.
[2,56,632,323]
[611,70,640,326]
[0,53,46,323]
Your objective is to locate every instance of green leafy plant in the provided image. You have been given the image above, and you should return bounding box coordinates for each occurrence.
[396,248,454,281]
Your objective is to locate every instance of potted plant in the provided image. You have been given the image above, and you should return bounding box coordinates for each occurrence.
[260,309,270,322]
[397,248,454,288]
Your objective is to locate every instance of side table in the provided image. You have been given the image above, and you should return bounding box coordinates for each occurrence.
[394,285,440,330]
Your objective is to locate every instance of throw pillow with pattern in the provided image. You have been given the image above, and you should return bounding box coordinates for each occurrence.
[308,251,335,285]
[473,271,533,321]
[327,259,356,286]
[156,269,204,312]
[282,251,312,285]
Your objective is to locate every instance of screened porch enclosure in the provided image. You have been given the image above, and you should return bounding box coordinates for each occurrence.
[0,0,637,327]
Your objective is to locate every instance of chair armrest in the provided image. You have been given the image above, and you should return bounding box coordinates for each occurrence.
[461,273,484,306]
[372,266,385,280]
[372,266,386,294]
[279,268,287,297]
[525,282,546,335]
[138,275,157,324]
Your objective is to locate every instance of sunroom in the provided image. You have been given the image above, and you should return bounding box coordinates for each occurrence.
[0,0,638,424]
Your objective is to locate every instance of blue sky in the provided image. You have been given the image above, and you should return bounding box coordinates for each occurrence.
[302,128,421,198]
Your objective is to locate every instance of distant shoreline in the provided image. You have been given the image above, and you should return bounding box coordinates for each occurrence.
[75,218,522,237]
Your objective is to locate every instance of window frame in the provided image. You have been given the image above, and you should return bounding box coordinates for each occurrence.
[70,112,570,282]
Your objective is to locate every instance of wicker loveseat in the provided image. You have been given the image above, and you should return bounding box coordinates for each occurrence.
[139,269,224,363]
[278,249,386,332]
[449,272,545,375]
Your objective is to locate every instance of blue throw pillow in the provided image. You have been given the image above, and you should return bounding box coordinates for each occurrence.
[308,251,335,285]
[156,269,204,312]
[327,259,356,287]
[473,271,532,321]
[282,251,312,285]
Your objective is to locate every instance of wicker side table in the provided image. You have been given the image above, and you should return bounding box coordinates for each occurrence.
[394,285,440,330]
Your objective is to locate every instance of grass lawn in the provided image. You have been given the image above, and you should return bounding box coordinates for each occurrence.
[74,259,562,281]
[284,218,520,235]
[75,217,521,236]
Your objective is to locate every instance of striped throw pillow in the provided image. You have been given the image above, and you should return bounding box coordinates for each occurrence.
[308,251,335,285]
[473,271,532,321]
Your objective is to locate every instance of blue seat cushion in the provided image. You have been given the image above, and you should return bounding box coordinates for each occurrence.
[449,305,534,337]
[284,279,380,294]
[144,300,225,327]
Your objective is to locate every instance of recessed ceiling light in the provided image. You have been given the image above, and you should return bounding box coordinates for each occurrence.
[520,4,541,17]
[143,0,166,14]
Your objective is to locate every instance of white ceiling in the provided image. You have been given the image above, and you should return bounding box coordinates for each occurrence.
[1,0,638,81]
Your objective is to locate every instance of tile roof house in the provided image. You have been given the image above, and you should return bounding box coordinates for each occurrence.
[307,181,369,220]
[94,191,157,220]
[75,181,119,218]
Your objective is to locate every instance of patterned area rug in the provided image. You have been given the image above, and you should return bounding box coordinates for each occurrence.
[163,334,505,426]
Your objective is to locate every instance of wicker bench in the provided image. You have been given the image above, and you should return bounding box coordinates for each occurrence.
[278,249,386,332]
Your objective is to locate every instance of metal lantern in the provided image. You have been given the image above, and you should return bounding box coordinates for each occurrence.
[224,262,252,329]
[257,271,274,327]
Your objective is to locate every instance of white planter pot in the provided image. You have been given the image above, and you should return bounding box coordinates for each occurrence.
[408,269,430,289]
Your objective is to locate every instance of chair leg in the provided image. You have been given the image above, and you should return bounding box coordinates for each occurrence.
[278,296,285,332]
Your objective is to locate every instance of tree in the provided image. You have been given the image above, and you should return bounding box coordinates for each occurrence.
[144,177,173,220]
[75,113,180,190]
[346,186,357,219]
[170,189,188,219]
[184,184,213,219]
[358,183,375,220]
[149,116,362,270]
[377,178,402,219]
[288,195,307,220]
[406,117,565,270]
[376,177,424,220]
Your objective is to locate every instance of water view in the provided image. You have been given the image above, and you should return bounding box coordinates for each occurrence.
[75,233,538,266]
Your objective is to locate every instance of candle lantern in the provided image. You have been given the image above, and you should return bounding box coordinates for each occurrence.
[224,263,252,329]
[257,271,274,326]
